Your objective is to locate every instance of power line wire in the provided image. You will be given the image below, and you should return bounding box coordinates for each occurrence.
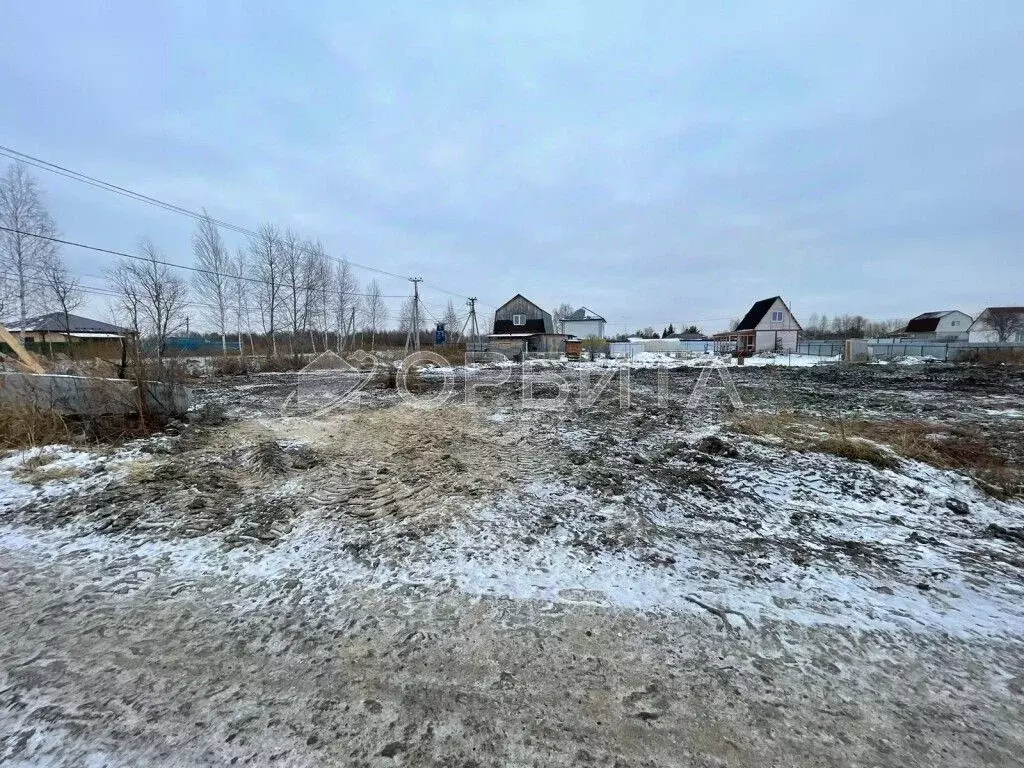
[0,144,483,301]
[0,226,409,299]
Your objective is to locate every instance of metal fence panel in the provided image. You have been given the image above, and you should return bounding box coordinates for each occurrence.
[796,340,843,356]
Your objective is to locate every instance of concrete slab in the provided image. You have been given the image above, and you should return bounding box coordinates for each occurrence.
[0,373,189,418]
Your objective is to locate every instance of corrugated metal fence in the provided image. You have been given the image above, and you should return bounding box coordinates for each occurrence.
[796,338,1024,361]
[868,341,1024,361]
[796,340,844,357]
[845,340,1024,361]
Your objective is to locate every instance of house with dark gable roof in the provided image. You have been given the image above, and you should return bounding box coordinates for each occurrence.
[488,294,567,358]
[903,310,973,340]
[713,296,801,355]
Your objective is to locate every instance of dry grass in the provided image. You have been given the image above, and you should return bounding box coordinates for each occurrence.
[959,348,1024,365]
[0,402,167,452]
[212,356,255,376]
[814,436,899,470]
[13,464,88,486]
[730,410,1020,496]
[433,345,468,366]
[0,404,71,450]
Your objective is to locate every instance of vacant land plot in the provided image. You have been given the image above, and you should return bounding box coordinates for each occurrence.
[2,361,1023,766]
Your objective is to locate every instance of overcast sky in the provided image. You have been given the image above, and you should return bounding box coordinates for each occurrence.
[2,2,1021,333]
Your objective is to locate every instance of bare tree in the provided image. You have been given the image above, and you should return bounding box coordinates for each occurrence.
[250,224,282,356]
[331,258,360,353]
[398,296,421,334]
[0,273,15,320]
[108,261,145,375]
[40,252,84,358]
[0,162,59,340]
[279,229,311,358]
[190,212,231,354]
[303,239,331,353]
[228,246,254,357]
[554,302,575,333]
[983,307,1024,342]
[362,279,387,350]
[112,240,188,367]
[441,299,460,343]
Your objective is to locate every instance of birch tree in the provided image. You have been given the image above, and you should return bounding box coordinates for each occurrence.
[398,296,421,334]
[279,229,309,357]
[0,162,58,340]
[303,239,331,353]
[332,258,360,352]
[190,212,230,353]
[250,224,282,356]
[441,299,460,344]
[228,246,253,357]
[362,279,387,350]
[0,274,13,321]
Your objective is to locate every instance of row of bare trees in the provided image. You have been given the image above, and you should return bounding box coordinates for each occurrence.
[2,162,472,365]
[111,215,400,363]
[803,313,908,339]
[206,220,392,355]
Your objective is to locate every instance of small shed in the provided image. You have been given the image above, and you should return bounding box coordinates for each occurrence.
[565,338,583,360]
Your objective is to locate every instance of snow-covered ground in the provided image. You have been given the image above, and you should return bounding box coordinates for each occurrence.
[2,365,1023,766]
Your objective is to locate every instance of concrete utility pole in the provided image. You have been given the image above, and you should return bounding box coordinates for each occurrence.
[460,297,480,344]
[404,277,423,354]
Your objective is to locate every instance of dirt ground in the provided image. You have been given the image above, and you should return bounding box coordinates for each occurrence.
[2,360,1023,766]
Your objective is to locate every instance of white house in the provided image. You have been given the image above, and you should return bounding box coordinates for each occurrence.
[714,296,801,354]
[967,307,1024,343]
[559,307,606,339]
[904,310,973,340]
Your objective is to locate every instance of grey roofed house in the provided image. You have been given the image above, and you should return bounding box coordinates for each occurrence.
[5,312,132,338]
[559,306,607,339]
[563,307,606,322]
[668,332,710,341]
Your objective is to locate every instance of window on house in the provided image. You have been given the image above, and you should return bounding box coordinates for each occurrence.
[771,311,783,322]
[951,320,960,327]
[512,314,525,326]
